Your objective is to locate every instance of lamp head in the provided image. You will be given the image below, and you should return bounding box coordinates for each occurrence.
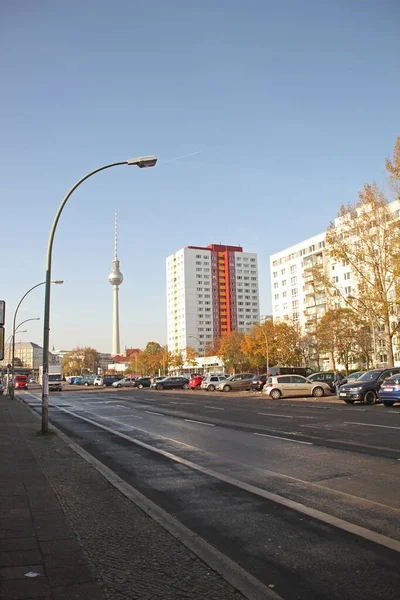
[52,280,64,284]
[127,156,157,168]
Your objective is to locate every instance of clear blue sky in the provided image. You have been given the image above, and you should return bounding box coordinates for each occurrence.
[1,0,399,353]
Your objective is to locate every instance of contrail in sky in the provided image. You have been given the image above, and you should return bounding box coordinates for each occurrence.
[161,149,203,163]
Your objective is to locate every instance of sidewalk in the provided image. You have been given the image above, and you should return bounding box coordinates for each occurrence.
[0,396,245,600]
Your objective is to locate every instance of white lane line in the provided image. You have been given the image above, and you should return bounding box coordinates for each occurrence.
[205,406,225,411]
[116,405,127,408]
[258,412,293,419]
[104,417,143,427]
[254,432,313,445]
[43,402,400,554]
[145,411,164,416]
[184,419,215,427]
[344,422,400,431]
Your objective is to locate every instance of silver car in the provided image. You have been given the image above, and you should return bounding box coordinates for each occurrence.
[263,375,331,399]
[201,374,227,391]
[112,376,136,388]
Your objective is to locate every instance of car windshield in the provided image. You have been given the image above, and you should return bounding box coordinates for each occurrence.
[357,370,382,382]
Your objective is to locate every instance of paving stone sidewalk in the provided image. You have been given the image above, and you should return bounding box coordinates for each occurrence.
[0,396,244,599]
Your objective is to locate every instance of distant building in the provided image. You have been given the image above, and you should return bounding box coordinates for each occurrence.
[0,342,45,370]
[260,314,273,324]
[166,243,260,356]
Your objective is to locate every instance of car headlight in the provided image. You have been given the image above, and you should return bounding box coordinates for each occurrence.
[349,386,363,391]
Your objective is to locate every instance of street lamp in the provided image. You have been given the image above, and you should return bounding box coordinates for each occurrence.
[41,156,157,434]
[11,283,63,398]
[188,335,206,374]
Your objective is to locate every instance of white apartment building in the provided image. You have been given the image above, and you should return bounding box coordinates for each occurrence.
[167,244,260,356]
[270,199,400,366]
[270,232,327,331]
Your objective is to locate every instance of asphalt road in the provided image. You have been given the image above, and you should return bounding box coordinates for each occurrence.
[22,386,400,600]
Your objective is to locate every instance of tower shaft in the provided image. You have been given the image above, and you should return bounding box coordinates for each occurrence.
[112,285,120,356]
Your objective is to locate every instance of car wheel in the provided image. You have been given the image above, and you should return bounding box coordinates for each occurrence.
[196,384,201,390]
[270,389,281,399]
[85,383,89,386]
[183,383,189,389]
[117,384,122,388]
[156,384,164,390]
[208,385,215,391]
[103,384,107,387]
[138,384,143,389]
[312,386,324,398]
[343,398,355,404]
[223,385,231,392]
[383,401,395,407]
[364,390,376,405]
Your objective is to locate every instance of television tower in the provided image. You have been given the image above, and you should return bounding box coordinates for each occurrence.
[108,211,124,355]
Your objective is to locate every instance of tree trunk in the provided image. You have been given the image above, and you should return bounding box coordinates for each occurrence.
[384,314,394,367]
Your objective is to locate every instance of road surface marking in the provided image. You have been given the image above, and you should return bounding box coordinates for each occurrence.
[344,422,400,430]
[205,406,225,411]
[184,419,215,426]
[169,401,178,404]
[253,432,312,445]
[145,411,164,416]
[258,412,293,419]
[40,401,400,554]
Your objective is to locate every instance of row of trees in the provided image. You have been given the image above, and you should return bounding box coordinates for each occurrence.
[61,310,377,377]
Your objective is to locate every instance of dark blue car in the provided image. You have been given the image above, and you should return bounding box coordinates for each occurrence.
[378,374,400,407]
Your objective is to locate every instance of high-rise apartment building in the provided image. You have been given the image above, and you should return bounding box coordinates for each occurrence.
[166,244,260,355]
[270,199,400,365]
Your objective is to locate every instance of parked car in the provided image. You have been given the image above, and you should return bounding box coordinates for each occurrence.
[112,376,136,388]
[150,377,189,390]
[14,375,28,390]
[93,376,103,386]
[189,375,204,390]
[81,376,96,386]
[29,378,36,383]
[267,367,315,378]
[338,371,365,387]
[307,372,335,393]
[216,373,255,392]
[200,374,227,391]
[263,375,330,399]
[338,368,400,404]
[73,377,84,385]
[378,374,400,407]
[0,381,4,395]
[103,375,122,387]
[250,374,267,391]
[133,377,151,389]
[67,377,76,384]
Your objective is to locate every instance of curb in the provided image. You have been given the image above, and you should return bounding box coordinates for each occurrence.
[17,394,281,600]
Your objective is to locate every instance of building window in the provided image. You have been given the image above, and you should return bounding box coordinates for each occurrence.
[274,283,278,289]
[281,280,286,286]
[292,300,299,309]
[291,288,298,297]
[291,276,297,285]
[344,286,352,295]
[282,291,287,298]
[281,269,286,275]
[290,265,297,274]
[274,294,279,300]
[344,272,351,280]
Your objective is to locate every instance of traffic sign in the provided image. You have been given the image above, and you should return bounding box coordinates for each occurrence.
[0,301,5,326]
[0,327,4,361]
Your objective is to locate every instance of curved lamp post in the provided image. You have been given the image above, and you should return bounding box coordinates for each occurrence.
[41,156,157,434]
[11,284,62,398]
